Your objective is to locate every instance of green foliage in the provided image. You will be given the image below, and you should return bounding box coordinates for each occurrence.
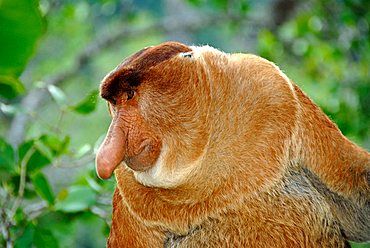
[71,90,99,114]
[31,172,55,205]
[0,76,25,100]
[257,0,370,147]
[14,223,59,248]
[14,223,36,248]
[55,186,96,213]
[0,0,44,100]
[0,137,15,174]
[350,241,370,248]
[1,133,112,247]
[0,0,112,241]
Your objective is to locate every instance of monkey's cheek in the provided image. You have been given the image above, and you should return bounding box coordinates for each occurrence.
[124,145,161,172]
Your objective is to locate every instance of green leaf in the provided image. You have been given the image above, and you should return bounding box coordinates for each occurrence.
[33,228,59,248]
[40,134,70,157]
[239,1,250,14]
[186,0,203,6]
[55,186,96,213]
[212,0,228,10]
[34,140,54,162]
[18,140,51,173]
[349,241,370,248]
[36,211,76,247]
[31,172,55,205]
[14,223,59,248]
[0,0,44,99]
[47,85,67,106]
[0,102,23,115]
[18,135,69,173]
[0,0,45,76]
[14,223,35,248]
[0,136,15,173]
[70,90,99,114]
[85,175,102,192]
[0,75,25,99]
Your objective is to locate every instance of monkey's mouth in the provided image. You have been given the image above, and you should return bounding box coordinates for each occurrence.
[124,159,152,172]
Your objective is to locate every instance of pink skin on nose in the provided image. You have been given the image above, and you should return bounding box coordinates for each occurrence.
[95,116,126,180]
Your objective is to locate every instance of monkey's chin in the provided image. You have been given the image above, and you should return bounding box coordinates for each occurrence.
[124,158,154,172]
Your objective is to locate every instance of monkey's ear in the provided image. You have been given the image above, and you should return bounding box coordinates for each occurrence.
[179,51,193,58]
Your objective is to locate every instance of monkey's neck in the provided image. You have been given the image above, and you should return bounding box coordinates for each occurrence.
[294,84,370,201]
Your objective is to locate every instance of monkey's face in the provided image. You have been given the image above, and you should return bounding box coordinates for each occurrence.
[95,42,211,187]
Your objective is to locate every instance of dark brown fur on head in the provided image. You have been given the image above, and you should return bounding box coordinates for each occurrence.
[100,42,191,104]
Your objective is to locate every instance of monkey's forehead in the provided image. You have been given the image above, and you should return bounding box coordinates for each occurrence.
[100,42,194,100]
[108,41,191,81]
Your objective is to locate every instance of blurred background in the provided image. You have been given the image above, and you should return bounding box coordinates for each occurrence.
[0,0,369,247]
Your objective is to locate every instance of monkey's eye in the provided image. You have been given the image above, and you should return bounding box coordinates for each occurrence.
[180,52,193,58]
[127,90,135,100]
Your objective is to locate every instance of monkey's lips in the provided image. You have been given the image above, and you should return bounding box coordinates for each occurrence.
[124,158,154,172]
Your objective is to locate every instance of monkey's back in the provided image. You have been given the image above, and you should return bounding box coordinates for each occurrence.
[164,166,350,248]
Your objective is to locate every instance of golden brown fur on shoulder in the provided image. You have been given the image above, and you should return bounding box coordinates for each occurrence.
[95,41,370,247]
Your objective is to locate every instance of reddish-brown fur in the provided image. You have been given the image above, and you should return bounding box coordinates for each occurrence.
[95,42,370,247]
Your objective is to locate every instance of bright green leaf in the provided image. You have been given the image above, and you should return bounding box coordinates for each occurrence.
[0,75,25,99]
[0,136,15,173]
[257,30,280,60]
[55,186,96,213]
[70,90,99,114]
[0,0,44,95]
[40,134,70,157]
[31,172,55,205]
[34,140,54,162]
[349,241,370,248]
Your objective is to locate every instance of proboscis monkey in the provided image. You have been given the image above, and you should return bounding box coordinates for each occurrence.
[95,42,370,247]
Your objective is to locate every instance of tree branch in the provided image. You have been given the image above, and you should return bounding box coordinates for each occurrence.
[10,146,36,216]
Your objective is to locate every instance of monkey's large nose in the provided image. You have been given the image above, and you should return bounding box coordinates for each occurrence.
[95,153,120,180]
[95,118,126,180]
